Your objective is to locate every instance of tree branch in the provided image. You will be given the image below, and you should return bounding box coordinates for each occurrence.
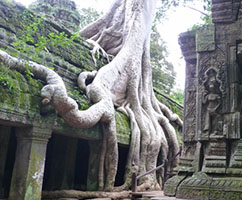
[184,5,209,17]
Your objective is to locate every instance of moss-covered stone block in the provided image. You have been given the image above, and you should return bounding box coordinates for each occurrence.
[164,174,187,196]
[0,62,43,122]
[196,24,215,52]
[176,172,242,200]
[115,111,131,145]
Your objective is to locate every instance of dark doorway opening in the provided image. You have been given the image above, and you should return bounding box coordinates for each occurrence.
[115,144,129,187]
[43,134,77,190]
[74,139,90,190]
[43,134,90,191]
[0,125,17,199]
[199,142,206,171]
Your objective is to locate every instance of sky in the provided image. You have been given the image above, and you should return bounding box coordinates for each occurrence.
[15,0,205,90]
[158,5,204,89]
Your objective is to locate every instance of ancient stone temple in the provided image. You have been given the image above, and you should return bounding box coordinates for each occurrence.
[29,0,81,32]
[164,0,242,199]
[0,0,182,200]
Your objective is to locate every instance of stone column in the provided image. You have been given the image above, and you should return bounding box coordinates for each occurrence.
[178,30,198,173]
[164,30,198,196]
[8,126,52,200]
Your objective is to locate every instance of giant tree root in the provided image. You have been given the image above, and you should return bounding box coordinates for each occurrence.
[42,190,131,200]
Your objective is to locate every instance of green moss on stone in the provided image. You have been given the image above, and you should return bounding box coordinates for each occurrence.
[115,111,131,145]
[0,62,43,119]
[154,88,183,119]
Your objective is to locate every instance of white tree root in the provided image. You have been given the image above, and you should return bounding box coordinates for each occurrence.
[42,190,130,199]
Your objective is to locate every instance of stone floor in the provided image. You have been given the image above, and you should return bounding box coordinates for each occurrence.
[86,196,188,200]
[130,191,188,200]
[42,191,190,200]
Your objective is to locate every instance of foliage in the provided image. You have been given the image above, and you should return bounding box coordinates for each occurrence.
[170,89,184,106]
[201,0,212,24]
[150,26,176,95]
[12,10,82,66]
[0,65,18,92]
[79,7,101,29]
[70,86,91,110]
[189,0,212,30]
[155,0,194,23]
[2,9,85,97]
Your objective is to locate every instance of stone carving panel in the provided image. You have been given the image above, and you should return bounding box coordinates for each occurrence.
[183,62,197,142]
[202,67,223,138]
[197,50,227,140]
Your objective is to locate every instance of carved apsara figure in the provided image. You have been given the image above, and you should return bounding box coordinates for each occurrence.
[202,68,222,137]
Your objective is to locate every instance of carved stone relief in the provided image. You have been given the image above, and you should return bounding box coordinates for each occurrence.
[183,62,197,142]
[202,67,223,138]
[197,50,227,140]
[202,140,227,174]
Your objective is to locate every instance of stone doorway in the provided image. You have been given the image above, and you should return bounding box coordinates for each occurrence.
[115,144,129,187]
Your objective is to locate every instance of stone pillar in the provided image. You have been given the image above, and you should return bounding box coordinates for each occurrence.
[164,31,198,196]
[177,30,198,173]
[212,0,240,23]
[8,126,52,200]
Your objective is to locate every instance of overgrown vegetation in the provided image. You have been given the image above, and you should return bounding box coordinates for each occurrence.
[0,64,19,92]
[189,0,212,30]
[79,7,101,29]
[0,8,93,109]
[151,26,176,95]
[12,11,82,66]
